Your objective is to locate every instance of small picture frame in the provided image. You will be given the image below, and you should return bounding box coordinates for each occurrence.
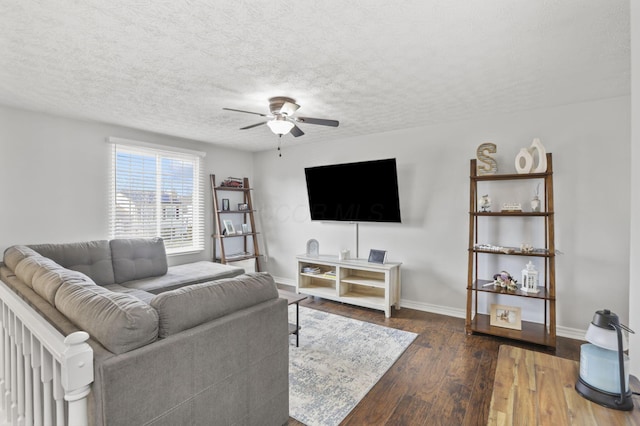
[222,219,235,235]
[222,199,230,211]
[368,249,387,264]
[238,203,249,211]
[242,224,249,234]
[490,304,522,330]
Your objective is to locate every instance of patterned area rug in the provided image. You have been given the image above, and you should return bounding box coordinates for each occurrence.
[288,305,417,426]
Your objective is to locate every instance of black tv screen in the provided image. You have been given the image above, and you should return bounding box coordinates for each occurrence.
[304,158,401,222]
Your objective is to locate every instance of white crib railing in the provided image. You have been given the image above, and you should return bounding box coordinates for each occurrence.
[0,280,93,426]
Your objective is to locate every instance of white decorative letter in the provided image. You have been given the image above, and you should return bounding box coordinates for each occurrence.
[476,143,497,175]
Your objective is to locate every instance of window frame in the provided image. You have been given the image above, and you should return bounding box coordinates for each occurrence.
[107,137,206,255]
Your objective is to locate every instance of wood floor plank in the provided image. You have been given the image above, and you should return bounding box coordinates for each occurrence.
[427,333,481,425]
[284,296,638,425]
[489,346,640,426]
[463,347,498,426]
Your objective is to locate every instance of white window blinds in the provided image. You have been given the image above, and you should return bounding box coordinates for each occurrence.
[108,139,205,254]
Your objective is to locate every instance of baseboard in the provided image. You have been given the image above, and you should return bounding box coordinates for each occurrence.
[400,299,466,319]
[272,276,587,341]
[556,325,586,341]
[274,276,296,288]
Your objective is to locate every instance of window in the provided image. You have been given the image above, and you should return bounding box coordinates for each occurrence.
[108,138,205,254]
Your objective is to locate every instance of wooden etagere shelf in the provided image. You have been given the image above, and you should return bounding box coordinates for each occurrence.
[210,175,261,271]
[465,153,556,348]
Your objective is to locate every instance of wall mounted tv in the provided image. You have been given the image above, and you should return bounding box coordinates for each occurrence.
[304,158,401,223]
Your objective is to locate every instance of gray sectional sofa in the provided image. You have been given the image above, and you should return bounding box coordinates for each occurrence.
[0,238,289,426]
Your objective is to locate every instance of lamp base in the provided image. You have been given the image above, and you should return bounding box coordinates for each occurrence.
[576,377,634,411]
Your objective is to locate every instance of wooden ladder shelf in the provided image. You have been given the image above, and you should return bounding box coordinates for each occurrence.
[465,153,556,347]
[210,175,261,271]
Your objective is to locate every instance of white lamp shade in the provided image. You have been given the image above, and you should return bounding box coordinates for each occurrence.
[266,118,294,135]
[585,323,628,351]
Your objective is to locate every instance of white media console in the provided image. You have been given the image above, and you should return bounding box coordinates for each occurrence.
[296,254,402,318]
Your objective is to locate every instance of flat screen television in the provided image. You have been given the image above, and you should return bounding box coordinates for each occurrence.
[304,158,401,222]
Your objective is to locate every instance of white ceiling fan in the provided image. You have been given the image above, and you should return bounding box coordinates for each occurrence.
[223,96,339,137]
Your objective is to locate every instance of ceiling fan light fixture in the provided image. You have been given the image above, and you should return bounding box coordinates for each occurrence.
[267,116,294,135]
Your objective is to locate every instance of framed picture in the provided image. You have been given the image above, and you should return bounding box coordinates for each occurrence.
[242,223,249,233]
[368,249,387,264]
[222,219,235,235]
[490,304,522,330]
[238,203,249,211]
[222,199,230,211]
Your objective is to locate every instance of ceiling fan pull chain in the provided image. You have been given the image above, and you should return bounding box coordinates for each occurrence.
[278,136,282,157]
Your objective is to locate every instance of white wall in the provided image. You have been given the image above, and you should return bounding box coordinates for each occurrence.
[254,96,630,335]
[630,0,639,377]
[0,105,254,265]
[0,96,632,338]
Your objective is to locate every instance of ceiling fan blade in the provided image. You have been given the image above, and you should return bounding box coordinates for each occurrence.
[295,117,339,127]
[240,121,267,130]
[290,124,305,137]
[223,107,268,117]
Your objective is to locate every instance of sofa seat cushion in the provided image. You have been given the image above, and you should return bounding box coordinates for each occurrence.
[150,272,278,338]
[55,280,159,354]
[110,238,168,284]
[103,284,155,304]
[29,240,115,286]
[121,261,245,294]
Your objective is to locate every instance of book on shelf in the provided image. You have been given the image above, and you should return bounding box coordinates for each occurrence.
[225,251,251,260]
[220,177,244,188]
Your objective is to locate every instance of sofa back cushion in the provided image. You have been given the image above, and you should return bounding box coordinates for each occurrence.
[32,267,95,306]
[150,272,278,338]
[29,240,115,286]
[55,280,159,354]
[14,255,61,288]
[3,245,40,271]
[110,238,168,284]
[13,254,97,305]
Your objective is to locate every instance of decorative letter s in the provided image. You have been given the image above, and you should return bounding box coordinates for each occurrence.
[477,143,497,175]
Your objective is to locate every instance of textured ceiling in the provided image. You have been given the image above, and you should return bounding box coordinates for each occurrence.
[0,1,630,152]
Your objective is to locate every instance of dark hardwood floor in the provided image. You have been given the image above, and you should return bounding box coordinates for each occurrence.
[287,296,584,426]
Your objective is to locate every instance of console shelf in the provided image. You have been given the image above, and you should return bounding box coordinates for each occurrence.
[296,254,402,318]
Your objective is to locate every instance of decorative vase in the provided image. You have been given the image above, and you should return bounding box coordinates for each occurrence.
[515,148,533,174]
[531,196,540,212]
